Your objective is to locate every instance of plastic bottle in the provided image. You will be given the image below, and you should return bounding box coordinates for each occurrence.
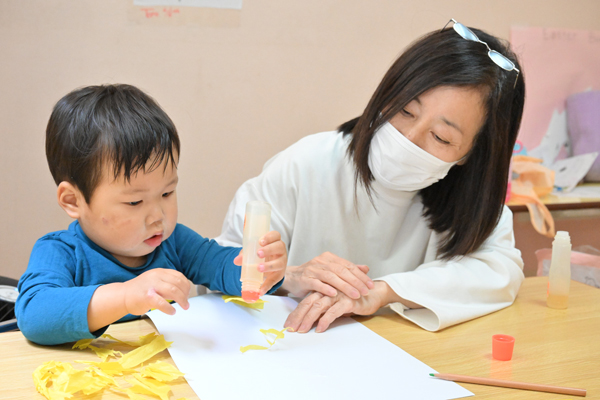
[240,201,272,303]
[547,231,572,309]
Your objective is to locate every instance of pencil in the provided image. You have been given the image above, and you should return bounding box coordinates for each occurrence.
[430,373,587,397]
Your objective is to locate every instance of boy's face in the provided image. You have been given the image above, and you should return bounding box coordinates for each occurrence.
[77,157,179,268]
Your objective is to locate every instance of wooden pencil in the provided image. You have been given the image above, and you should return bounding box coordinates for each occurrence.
[430,373,587,397]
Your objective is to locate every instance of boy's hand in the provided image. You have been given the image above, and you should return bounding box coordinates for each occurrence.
[122,269,191,316]
[233,230,287,296]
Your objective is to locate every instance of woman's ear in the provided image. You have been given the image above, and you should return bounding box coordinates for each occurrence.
[57,182,85,219]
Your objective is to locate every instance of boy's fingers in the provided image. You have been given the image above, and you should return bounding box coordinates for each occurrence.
[258,260,285,272]
[259,230,281,246]
[259,272,285,296]
[156,279,190,310]
[148,288,177,315]
[258,241,286,259]
[233,251,243,266]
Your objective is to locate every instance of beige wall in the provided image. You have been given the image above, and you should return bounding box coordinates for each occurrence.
[1,0,600,280]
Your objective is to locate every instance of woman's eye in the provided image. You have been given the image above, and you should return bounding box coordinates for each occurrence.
[162,191,174,198]
[401,108,413,117]
[433,133,451,145]
[128,200,142,206]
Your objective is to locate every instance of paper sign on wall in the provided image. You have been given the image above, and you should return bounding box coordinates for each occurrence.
[133,0,242,9]
[510,27,600,164]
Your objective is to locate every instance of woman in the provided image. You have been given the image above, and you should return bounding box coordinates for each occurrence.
[216,19,525,333]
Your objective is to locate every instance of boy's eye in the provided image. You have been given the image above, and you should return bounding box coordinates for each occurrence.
[162,191,174,198]
[128,200,142,206]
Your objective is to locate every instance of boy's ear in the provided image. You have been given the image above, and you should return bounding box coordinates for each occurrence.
[57,182,85,219]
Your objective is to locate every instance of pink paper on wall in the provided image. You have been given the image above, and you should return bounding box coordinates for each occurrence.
[510,27,600,153]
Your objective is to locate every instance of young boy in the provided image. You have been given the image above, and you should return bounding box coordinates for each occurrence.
[15,84,287,345]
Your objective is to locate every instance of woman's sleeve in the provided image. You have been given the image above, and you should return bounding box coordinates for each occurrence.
[377,206,525,331]
[214,151,298,252]
[15,240,105,345]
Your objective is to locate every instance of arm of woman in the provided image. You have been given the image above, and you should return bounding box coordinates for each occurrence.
[284,281,420,333]
[378,206,524,332]
[284,206,523,333]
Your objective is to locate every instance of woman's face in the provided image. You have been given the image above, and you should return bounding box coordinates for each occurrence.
[389,86,486,163]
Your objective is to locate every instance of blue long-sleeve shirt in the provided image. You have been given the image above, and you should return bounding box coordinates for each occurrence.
[16,221,281,345]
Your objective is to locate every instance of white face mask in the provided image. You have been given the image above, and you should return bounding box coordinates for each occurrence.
[368,122,459,192]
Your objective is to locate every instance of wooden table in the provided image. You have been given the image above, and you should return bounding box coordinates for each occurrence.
[1,277,599,399]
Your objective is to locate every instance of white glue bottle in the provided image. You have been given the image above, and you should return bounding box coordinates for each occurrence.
[240,201,272,303]
[547,231,572,309]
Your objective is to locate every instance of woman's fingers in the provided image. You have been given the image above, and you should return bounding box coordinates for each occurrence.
[315,300,349,333]
[284,292,326,333]
[296,295,334,333]
[314,253,374,292]
[306,265,365,299]
[306,279,338,297]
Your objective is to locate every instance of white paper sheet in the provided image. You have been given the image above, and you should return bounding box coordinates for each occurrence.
[551,152,598,192]
[147,294,473,400]
[528,109,570,166]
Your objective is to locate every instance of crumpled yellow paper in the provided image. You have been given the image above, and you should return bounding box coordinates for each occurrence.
[222,295,267,310]
[240,327,290,353]
[33,333,189,400]
[72,338,122,361]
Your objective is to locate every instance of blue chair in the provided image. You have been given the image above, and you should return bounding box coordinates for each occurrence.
[0,276,18,333]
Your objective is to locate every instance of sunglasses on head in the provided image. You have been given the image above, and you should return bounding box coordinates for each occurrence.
[443,18,520,88]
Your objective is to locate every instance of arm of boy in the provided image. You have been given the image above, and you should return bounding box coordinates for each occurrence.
[232,230,288,297]
[87,269,190,333]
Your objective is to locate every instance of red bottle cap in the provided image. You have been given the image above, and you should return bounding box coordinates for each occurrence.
[241,290,260,303]
[492,334,515,361]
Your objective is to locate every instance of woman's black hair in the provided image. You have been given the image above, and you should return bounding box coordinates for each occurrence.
[339,25,525,259]
[46,84,180,203]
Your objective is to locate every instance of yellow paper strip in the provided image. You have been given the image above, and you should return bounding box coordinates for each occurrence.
[72,339,121,361]
[118,334,173,369]
[34,334,183,400]
[100,332,158,347]
[240,327,290,353]
[222,295,267,309]
[140,360,185,382]
[127,374,171,400]
[240,344,270,353]
[76,360,130,376]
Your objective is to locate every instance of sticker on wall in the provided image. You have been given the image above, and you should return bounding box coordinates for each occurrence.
[133,0,242,9]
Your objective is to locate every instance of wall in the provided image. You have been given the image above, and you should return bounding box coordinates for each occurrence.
[1,0,600,279]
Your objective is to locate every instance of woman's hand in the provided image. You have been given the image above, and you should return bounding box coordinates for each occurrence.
[284,281,392,333]
[281,252,374,299]
[233,230,288,296]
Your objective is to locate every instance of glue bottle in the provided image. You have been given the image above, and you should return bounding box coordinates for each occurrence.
[547,231,571,309]
[241,201,272,303]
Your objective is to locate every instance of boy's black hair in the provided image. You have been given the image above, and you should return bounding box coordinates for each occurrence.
[46,84,180,203]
